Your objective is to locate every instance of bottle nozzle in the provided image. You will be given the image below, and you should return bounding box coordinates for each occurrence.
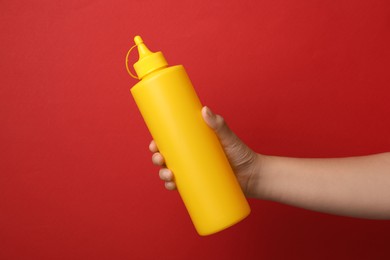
[134,36,143,45]
[134,36,153,60]
[132,35,168,79]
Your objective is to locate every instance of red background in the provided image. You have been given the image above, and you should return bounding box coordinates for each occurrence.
[1,0,390,259]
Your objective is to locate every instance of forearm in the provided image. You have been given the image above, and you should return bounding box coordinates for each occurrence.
[251,152,390,219]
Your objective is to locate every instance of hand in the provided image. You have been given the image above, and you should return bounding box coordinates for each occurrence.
[149,107,390,218]
[149,106,260,196]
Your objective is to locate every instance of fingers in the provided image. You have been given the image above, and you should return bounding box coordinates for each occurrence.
[150,140,165,166]
[159,168,173,181]
[149,140,158,153]
[164,182,176,190]
[150,140,176,190]
[152,152,165,166]
[159,168,176,190]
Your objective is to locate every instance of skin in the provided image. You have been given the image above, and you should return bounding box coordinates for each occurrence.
[150,106,390,219]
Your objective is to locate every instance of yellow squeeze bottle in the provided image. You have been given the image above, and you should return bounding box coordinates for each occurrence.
[127,36,250,236]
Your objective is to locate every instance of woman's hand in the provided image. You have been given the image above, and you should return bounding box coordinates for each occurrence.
[149,106,260,196]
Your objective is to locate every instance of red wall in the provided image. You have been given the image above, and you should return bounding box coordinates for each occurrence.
[1,0,390,259]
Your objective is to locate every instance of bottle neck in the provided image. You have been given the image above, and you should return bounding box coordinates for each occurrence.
[139,64,169,80]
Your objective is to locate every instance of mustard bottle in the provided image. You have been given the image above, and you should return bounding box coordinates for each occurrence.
[126,36,250,236]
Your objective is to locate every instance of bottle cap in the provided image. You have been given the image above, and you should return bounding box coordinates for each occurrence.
[132,36,168,79]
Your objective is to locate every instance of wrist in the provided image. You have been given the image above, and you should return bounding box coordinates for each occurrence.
[246,154,274,200]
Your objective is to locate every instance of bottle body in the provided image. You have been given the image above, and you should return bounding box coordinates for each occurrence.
[131,65,250,235]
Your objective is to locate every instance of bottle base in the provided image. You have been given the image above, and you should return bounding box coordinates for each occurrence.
[197,208,251,236]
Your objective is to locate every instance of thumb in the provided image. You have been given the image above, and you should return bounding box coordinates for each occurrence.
[201,106,239,148]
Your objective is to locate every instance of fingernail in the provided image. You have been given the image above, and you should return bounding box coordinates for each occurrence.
[205,106,215,119]
[152,153,163,164]
[161,169,171,179]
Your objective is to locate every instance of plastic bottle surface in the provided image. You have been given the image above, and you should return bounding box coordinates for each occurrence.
[127,36,250,236]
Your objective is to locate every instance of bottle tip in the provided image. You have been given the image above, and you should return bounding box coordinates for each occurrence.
[134,35,143,46]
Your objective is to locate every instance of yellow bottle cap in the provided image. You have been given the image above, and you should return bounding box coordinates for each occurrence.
[133,36,168,79]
